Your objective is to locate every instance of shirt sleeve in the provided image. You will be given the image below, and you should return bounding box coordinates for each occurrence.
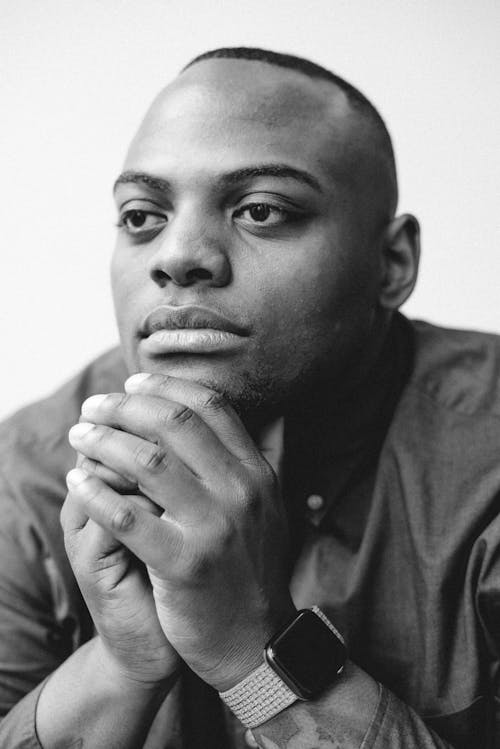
[361,686,454,748]
[0,683,45,749]
[0,473,73,747]
[475,505,500,742]
[362,499,500,749]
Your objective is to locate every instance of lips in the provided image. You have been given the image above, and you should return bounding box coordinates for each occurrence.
[140,305,249,338]
[138,305,250,356]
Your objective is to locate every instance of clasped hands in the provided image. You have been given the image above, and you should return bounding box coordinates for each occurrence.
[62,372,295,693]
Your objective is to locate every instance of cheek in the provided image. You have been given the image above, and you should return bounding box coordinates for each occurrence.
[110,250,143,330]
[264,253,349,324]
[110,259,127,331]
[110,253,144,371]
[302,239,379,318]
[255,243,378,355]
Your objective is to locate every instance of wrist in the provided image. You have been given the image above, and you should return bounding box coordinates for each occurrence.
[93,637,180,697]
[252,662,380,748]
[219,606,347,729]
[36,637,179,749]
[200,599,298,692]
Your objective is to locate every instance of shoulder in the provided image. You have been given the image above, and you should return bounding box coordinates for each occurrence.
[383,318,500,539]
[0,353,124,678]
[390,318,500,472]
[408,319,500,419]
[0,347,127,547]
[0,347,127,473]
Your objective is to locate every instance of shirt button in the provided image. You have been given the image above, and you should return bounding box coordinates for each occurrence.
[244,728,260,747]
[307,494,324,511]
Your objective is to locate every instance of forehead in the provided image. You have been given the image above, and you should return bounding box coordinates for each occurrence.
[125,59,356,185]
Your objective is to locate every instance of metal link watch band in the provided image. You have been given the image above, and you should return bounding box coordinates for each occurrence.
[219,606,344,729]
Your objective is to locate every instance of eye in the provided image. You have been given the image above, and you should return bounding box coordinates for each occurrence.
[117,209,167,235]
[235,202,288,227]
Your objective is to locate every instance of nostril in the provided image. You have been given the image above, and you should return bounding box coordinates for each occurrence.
[150,266,213,288]
[151,269,169,288]
[186,268,212,281]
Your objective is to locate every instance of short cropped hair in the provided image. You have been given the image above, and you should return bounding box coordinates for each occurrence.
[184,47,398,215]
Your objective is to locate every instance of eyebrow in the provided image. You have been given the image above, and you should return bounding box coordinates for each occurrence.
[113,171,171,194]
[113,164,323,194]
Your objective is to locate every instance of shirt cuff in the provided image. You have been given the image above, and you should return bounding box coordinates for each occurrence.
[361,685,452,748]
[0,679,47,749]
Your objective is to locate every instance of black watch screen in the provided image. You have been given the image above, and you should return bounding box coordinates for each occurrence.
[265,609,347,700]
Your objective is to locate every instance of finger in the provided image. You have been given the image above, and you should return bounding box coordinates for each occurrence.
[77,453,139,494]
[61,488,89,533]
[68,422,203,515]
[62,471,162,548]
[62,471,167,601]
[60,474,122,571]
[70,423,188,486]
[124,373,260,462]
[65,468,182,571]
[80,393,239,479]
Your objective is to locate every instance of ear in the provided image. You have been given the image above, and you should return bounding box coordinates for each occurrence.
[378,213,420,310]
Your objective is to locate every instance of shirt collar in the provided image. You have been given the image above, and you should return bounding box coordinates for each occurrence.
[282,313,415,531]
[256,416,285,481]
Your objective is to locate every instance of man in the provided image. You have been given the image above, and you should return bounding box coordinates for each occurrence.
[0,47,498,749]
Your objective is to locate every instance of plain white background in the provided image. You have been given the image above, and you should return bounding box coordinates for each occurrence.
[1,0,499,420]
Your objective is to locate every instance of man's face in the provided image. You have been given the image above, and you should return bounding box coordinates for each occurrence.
[111,59,385,423]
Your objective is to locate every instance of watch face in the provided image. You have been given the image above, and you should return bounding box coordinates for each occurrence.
[266,610,346,699]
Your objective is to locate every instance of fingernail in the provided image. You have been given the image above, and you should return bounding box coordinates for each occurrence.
[69,422,94,443]
[66,468,88,487]
[81,393,107,416]
[125,372,151,391]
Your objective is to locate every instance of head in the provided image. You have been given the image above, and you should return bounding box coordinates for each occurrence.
[111,47,419,426]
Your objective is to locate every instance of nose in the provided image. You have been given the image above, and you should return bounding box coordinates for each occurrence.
[148,210,231,289]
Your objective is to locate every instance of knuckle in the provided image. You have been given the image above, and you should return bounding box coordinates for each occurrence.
[89,425,110,448]
[110,505,136,533]
[159,403,194,427]
[170,404,194,425]
[133,442,167,472]
[113,392,132,412]
[199,390,226,412]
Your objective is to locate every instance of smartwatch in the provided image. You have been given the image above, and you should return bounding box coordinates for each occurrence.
[220,606,347,728]
[265,606,346,700]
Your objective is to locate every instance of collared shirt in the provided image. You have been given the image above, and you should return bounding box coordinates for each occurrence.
[0,314,499,748]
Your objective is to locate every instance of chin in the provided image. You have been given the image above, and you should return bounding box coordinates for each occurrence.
[129,352,284,424]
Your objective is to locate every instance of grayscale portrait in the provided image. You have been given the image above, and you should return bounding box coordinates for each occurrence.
[0,3,499,748]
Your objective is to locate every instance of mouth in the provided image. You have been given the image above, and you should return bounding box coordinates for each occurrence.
[138,305,250,356]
